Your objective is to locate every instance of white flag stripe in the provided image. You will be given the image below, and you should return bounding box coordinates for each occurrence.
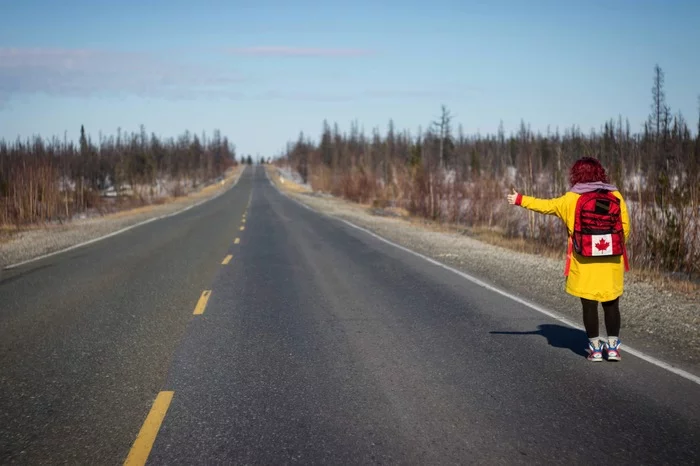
[591,234,613,256]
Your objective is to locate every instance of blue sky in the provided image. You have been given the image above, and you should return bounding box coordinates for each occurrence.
[1,0,699,157]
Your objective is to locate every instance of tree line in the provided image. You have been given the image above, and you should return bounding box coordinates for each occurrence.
[0,125,237,226]
[279,65,700,279]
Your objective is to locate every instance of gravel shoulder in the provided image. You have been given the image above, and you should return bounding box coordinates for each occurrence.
[266,165,700,375]
[0,165,246,269]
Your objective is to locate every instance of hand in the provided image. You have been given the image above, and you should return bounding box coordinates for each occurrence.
[507,188,519,205]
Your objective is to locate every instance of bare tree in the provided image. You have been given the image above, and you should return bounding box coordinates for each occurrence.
[432,105,453,170]
[1,126,236,227]
[649,64,671,139]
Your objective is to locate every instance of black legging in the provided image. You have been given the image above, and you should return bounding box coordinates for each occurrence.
[581,298,620,339]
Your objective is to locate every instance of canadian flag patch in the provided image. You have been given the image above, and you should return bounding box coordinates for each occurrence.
[591,234,613,256]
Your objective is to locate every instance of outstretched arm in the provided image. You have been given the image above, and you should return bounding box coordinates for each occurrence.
[507,188,568,220]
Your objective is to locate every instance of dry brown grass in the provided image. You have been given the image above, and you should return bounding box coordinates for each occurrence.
[629,268,699,295]
[281,179,313,194]
[0,165,244,237]
[267,166,313,194]
[0,229,15,244]
[76,166,242,223]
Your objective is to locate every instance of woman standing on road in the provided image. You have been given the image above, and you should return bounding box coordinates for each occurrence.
[507,157,630,362]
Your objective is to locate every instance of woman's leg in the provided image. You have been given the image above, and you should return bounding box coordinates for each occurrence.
[601,298,622,360]
[602,298,621,338]
[580,298,599,339]
[581,298,603,361]
[581,298,603,360]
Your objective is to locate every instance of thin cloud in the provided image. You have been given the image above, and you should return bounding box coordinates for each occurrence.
[226,46,375,57]
[361,89,478,99]
[0,47,474,106]
[0,47,242,102]
[216,89,474,102]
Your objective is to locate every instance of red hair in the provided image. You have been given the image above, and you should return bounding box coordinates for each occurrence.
[569,157,609,186]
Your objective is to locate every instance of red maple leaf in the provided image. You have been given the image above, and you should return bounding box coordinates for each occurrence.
[595,238,610,251]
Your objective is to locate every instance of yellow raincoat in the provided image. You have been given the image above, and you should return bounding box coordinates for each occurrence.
[517,191,630,302]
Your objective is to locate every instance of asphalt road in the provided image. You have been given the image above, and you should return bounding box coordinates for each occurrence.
[1,165,699,465]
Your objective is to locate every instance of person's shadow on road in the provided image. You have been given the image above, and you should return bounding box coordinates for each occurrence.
[490,324,588,358]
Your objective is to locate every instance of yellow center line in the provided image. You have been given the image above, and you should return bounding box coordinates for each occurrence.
[242,218,246,224]
[123,391,174,466]
[239,226,245,231]
[234,238,240,244]
[193,290,212,315]
[222,255,232,265]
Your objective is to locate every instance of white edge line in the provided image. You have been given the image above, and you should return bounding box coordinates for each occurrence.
[4,166,247,270]
[266,166,700,387]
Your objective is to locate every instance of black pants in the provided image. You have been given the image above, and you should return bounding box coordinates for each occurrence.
[581,298,620,339]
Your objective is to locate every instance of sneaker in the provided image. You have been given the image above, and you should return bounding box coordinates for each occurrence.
[587,340,604,362]
[605,338,622,361]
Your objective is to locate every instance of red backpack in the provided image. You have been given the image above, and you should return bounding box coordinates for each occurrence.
[565,189,629,275]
